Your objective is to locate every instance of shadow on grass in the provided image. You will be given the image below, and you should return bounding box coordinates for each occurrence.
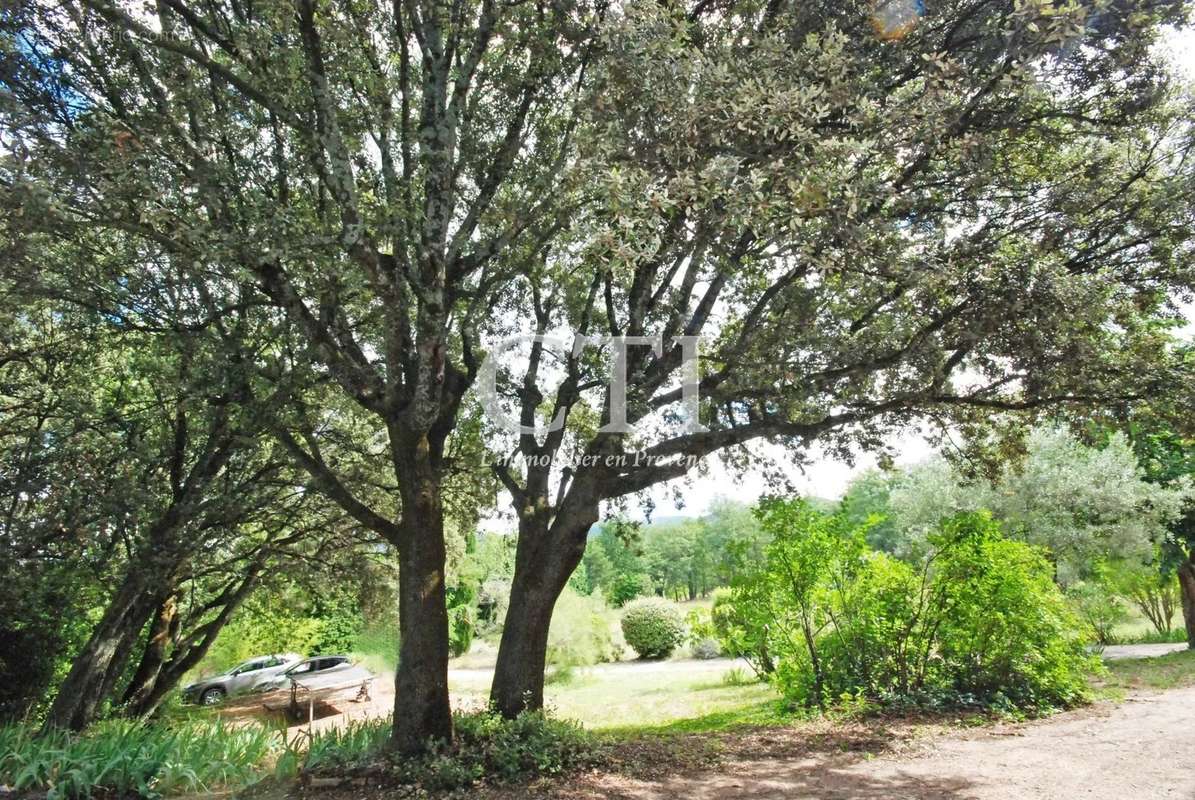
[478,707,979,800]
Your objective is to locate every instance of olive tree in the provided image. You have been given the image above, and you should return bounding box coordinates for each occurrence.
[882,426,1191,578]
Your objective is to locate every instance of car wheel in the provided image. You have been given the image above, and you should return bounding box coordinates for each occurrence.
[200,686,226,706]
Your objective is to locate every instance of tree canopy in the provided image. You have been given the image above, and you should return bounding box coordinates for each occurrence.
[3,0,1194,747]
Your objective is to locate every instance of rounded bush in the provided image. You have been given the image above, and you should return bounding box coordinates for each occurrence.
[620,598,686,659]
[691,637,722,660]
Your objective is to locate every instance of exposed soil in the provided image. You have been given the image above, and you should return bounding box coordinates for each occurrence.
[1100,642,1188,660]
[264,646,1195,799]
[497,687,1195,800]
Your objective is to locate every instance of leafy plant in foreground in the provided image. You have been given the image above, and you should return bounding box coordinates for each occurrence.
[0,719,283,799]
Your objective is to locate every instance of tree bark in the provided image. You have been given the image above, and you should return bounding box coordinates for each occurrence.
[126,571,258,718]
[491,499,597,718]
[121,595,179,711]
[42,573,160,731]
[388,438,454,753]
[1178,550,1195,650]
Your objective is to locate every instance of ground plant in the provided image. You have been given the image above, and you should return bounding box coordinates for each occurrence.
[0,719,282,800]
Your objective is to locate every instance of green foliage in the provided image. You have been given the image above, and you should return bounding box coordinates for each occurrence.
[608,572,654,608]
[684,607,716,643]
[620,598,687,659]
[447,585,477,658]
[449,710,592,785]
[711,586,772,674]
[582,503,769,606]
[200,592,325,674]
[733,499,1095,712]
[928,517,1096,710]
[886,427,1191,580]
[1066,578,1129,646]
[548,588,621,668]
[295,711,594,791]
[0,719,282,799]
[309,588,366,655]
[1107,555,1180,637]
[840,469,901,554]
[0,710,593,798]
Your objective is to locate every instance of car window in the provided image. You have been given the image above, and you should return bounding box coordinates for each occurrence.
[288,661,315,675]
[234,660,262,675]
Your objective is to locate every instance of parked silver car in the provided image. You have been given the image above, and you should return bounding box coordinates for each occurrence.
[250,654,362,692]
[181,653,302,705]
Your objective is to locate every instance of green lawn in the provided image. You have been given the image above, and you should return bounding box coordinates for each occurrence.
[1102,648,1195,692]
[450,659,780,733]
[1109,602,1187,644]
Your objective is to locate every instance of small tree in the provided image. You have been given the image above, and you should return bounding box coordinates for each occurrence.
[1109,558,1179,637]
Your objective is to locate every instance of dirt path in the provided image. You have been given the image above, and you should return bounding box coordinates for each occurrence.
[1101,642,1188,660]
[576,687,1195,800]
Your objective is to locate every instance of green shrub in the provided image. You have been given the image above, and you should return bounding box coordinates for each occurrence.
[1108,557,1179,637]
[620,598,686,659]
[734,500,1096,712]
[712,586,775,674]
[691,637,722,659]
[1066,575,1129,646]
[608,572,654,607]
[930,521,1094,709]
[548,587,621,667]
[685,607,717,644]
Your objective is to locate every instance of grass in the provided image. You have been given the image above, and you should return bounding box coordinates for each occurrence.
[450,658,776,732]
[1109,603,1187,644]
[1100,648,1195,692]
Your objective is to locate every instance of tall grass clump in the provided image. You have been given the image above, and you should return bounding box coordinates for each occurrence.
[0,718,283,799]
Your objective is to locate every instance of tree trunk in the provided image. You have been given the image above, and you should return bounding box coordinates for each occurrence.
[42,574,160,731]
[388,440,453,753]
[121,596,179,711]
[491,500,597,718]
[1178,551,1195,650]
